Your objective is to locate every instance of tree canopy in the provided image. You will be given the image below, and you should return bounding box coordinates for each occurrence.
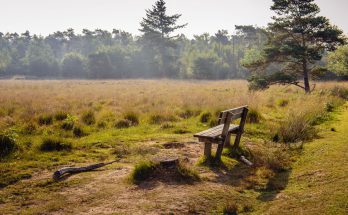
[243,0,346,93]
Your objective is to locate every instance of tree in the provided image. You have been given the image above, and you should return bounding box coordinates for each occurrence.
[139,0,187,77]
[61,52,88,78]
[243,0,346,93]
[327,45,348,78]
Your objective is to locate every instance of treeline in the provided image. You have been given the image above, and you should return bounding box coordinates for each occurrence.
[0,27,266,79]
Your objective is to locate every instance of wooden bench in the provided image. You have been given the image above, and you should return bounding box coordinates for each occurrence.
[194,106,248,161]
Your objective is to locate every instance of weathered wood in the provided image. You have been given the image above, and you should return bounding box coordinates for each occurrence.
[159,158,179,168]
[194,124,239,139]
[232,107,248,149]
[215,112,233,161]
[240,156,253,166]
[193,105,249,163]
[204,142,212,159]
[53,161,116,180]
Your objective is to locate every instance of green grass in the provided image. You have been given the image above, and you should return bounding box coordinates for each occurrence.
[256,104,348,214]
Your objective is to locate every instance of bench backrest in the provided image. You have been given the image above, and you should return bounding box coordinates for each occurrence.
[218,106,248,137]
[218,106,248,124]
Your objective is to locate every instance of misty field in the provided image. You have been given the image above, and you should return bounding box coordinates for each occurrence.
[1,80,348,214]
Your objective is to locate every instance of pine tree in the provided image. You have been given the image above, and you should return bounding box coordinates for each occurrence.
[244,0,346,93]
[139,0,187,77]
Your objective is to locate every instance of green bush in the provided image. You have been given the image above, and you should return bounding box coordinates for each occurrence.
[115,119,132,129]
[0,134,17,158]
[130,160,156,184]
[124,112,139,126]
[246,108,262,124]
[40,137,72,151]
[82,110,95,125]
[54,111,68,121]
[200,111,212,123]
[38,114,53,125]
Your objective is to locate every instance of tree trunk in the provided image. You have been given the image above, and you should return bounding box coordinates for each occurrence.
[303,59,310,93]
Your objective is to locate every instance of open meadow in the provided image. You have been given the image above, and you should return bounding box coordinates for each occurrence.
[0,80,348,214]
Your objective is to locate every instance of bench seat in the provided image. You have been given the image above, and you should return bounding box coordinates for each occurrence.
[194,124,239,141]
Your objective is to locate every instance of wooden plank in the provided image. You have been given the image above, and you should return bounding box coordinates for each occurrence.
[194,124,239,138]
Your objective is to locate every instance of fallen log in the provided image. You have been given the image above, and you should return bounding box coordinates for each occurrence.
[240,156,253,167]
[53,161,117,180]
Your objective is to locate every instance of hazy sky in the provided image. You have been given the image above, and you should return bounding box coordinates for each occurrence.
[1,0,347,37]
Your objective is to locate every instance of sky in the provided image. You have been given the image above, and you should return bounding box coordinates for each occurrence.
[0,0,347,37]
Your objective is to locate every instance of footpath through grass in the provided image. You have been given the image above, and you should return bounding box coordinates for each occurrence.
[258,104,348,215]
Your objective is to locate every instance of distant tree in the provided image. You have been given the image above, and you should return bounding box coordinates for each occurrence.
[243,0,346,93]
[61,52,88,78]
[139,0,187,77]
[24,40,59,77]
[88,52,113,79]
[213,30,230,45]
[327,45,348,78]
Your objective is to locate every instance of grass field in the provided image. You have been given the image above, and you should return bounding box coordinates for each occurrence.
[0,80,347,214]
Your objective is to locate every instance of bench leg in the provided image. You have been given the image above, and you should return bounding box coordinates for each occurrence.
[215,143,224,161]
[204,142,212,160]
[233,131,243,149]
[224,132,232,148]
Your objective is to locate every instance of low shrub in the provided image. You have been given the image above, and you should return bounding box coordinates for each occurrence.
[200,111,212,123]
[97,121,107,128]
[82,110,96,125]
[0,134,17,158]
[246,108,262,124]
[40,137,72,151]
[124,112,140,126]
[115,119,132,129]
[38,114,53,125]
[54,111,68,121]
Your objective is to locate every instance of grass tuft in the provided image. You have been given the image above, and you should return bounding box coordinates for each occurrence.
[129,160,156,184]
[124,112,140,126]
[115,119,132,129]
[40,137,72,151]
[0,134,17,158]
[38,114,53,125]
[81,110,96,125]
[54,111,68,121]
[246,108,262,124]
[200,111,212,123]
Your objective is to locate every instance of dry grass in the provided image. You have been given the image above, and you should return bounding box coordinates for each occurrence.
[0,80,347,214]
